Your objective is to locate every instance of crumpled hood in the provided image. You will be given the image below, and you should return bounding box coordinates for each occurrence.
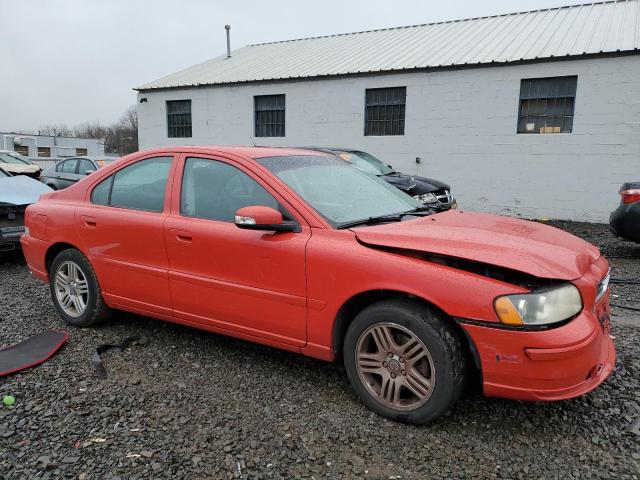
[353,211,600,280]
[0,176,52,205]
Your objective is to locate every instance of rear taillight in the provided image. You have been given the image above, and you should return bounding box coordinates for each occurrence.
[621,188,640,204]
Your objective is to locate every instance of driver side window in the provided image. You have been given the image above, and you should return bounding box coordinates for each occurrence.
[181,157,289,222]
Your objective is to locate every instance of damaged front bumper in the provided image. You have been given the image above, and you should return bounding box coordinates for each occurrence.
[0,204,27,249]
[458,298,615,401]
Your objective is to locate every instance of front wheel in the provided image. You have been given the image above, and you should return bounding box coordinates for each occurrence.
[49,248,111,327]
[343,299,466,424]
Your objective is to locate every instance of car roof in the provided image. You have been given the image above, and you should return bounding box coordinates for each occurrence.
[135,146,329,159]
[302,147,360,153]
[60,156,119,161]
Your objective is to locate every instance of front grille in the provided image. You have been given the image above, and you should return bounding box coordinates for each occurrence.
[434,189,453,204]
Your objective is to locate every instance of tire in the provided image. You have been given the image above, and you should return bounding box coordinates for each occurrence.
[343,298,466,424]
[49,248,111,327]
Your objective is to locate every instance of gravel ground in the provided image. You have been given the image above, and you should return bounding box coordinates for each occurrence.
[0,221,639,480]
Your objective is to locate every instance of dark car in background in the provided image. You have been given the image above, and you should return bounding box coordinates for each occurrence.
[306,148,456,211]
[0,167,52,252]
[39,156,117,190]
[610,182,640,243]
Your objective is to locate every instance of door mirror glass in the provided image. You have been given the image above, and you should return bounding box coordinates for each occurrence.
[235,205,297,232]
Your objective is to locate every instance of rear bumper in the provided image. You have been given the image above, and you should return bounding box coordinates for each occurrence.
[460,309,615,401]
[20,234,50,282]
[609,203,640,243]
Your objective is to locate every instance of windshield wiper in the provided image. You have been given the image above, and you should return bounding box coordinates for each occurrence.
[337,207,432,230]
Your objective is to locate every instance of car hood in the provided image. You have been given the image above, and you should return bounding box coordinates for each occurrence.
[1,164,41,173]
[352,211,600,280]
[382,172,450,194]
[0,176,52,205]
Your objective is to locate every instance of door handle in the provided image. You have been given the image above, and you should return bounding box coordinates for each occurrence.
[170,228,192,243]
[81,215,97,228]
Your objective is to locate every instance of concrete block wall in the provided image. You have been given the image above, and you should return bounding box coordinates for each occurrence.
[137,56,640,223]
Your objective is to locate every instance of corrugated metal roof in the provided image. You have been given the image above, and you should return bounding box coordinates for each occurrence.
[137,0,640,91]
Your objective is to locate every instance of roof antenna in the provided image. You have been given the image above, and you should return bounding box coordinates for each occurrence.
[225,25,232,58]
[249,136,256,147]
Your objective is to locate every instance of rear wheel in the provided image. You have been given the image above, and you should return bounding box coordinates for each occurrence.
[49,248,111,327]
[344,299,466,424]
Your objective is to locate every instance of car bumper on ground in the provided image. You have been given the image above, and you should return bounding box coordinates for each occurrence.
[459,305,615,401]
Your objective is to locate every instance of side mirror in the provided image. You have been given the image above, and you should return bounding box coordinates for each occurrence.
[234,205,299,232]
[84,170,96,175]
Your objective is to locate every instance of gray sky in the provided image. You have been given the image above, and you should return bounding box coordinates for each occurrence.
[1,0,589,132]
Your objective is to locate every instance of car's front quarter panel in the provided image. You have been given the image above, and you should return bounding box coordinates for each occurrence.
[304,228,614,402]
[303,228,530,360]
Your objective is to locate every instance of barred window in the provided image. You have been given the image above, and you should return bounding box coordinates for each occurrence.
[37,147,51,157]
[76,148,88,156]
[14,145,28,156]
[365,87,406,136]
[254,95,285,137]
[518,76,577,134]
[167,100,192,138]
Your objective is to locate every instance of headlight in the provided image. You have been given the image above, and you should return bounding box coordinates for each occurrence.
[494,284,582,327]
[414,193,437,204]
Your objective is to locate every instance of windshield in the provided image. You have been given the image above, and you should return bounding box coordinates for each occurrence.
[257,155,421,227]
[0,153,31,165]
[336,151,395,176]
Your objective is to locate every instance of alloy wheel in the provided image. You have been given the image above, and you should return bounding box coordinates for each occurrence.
[355,322,436,411]
[54,261,89,317]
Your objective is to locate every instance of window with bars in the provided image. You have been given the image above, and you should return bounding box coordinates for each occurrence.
[167,100,192,138]
[14,145,28,156]
[518,76,577,134]
[37,147,51,157]
[365,87,406,136]
[76,148,88,156]
[254,95,285,137]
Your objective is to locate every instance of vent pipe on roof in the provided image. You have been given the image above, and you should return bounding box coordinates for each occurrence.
[225,25,231,58]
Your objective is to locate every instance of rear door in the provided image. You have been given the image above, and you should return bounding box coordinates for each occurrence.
[164,154,310,346]
[75,154,176,315]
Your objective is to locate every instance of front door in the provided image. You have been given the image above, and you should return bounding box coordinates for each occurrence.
[75,155,175,315]
[164,155,310,346]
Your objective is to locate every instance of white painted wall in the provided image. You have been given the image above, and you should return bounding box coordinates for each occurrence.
[0,133,105,158]
[137,56,640,223]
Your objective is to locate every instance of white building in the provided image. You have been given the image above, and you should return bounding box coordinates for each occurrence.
[0,132,105,159]
[136,1,640,222]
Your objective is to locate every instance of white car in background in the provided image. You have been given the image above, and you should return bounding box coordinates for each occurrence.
[0,166,51,252]
[0,150,42,178]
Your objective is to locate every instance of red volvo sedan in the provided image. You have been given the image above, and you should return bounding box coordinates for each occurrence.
[21,147,615,424]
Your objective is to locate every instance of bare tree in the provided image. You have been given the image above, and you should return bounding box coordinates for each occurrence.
[37,106,139,155]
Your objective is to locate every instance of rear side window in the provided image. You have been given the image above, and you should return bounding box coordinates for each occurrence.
[90,156,173,212]
[91,176,113,205]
